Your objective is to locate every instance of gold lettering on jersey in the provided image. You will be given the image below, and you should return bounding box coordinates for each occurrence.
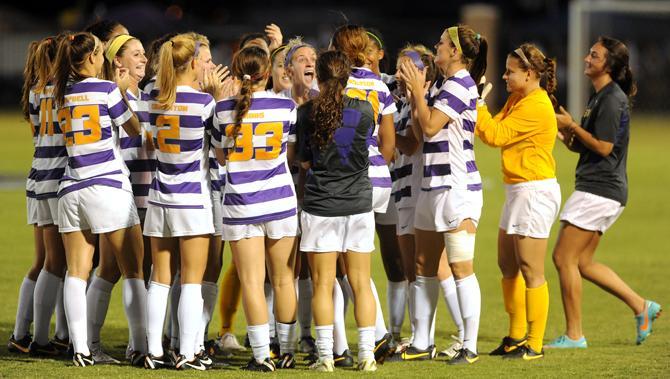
[348,79,375,87]
[65,95,90,102]
[151,103,189,112]
[245,112,265,119]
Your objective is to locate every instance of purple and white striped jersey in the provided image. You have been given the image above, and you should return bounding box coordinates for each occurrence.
[57,78,134,197]
[119,89,156,211]
[27,86,68,200]
[345,67,397,190]
[422,69,481,191]
[147,85,215,209]
[392,98,422,209]
[213,90,297,226]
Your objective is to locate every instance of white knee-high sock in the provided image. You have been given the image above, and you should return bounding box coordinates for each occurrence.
[412,276,439,350]
[248,323,271,361]
[196,281,218,351]
[123,278,147,353]
[358,326,376,362]
[264,281,276,339]
[169,272,181,350]
[332,279,349,355]
[456,274,481,353]
[86,275,114,350]
[146,281,170,357]
[64,275,89,355]
[178,284,203,360]
[315,325,334,360]
[277,321,298,355]
[297,278,313,338]
[370,279,389,340]
[33,270,60,345]
[55,279,68,340]
[13,277,36,340]
[387,280,408,336]
[408,280,416,342]
[440,276,465,341]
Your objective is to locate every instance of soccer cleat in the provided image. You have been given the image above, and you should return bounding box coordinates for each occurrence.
[309,357,335,372]
[636,300,662,345]
[269,337,280,359]
[90,346,120,364]
[358,357,377,372]
[167,349,180,367]
[128,350,145,367]
[29,341,60,357]
[545,335,588,349]
[374,332,394,363]
[72,352,95,367]
[502,345,544,361]
[195,349,213,369]
[50,336,70,354]
[175,355,207,371]
[242,357,276,372]
[7,334,31,354]
[439,335,463,359]
[299,335,317,354]
[400,345,436,361]
[276,352,296,369]
[333,349,354,367]
[216,333,246,356]
[448,348,479,365]
[204,339,218,357]
[144,354,168,370]
[489,336,527,356]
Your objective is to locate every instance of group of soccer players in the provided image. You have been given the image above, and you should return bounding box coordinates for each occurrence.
[8,17,662,372]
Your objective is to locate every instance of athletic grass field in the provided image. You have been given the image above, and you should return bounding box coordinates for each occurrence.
[0,111,667,377]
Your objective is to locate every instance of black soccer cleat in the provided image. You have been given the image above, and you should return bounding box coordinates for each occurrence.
[242,357,276,372]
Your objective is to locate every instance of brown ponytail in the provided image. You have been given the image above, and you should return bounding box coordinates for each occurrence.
[52,32,99,108]
[230,46,270,145]
[20,40,39,121]
[453,25,488,84]
[598,36,637,100]
[311,50,351,149]
[330,25,371,68]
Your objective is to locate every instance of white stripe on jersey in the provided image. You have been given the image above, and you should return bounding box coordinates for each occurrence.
[213,90,297,226]
[422,69,482,191]
[57,78,134,197]
[147,85,215,209]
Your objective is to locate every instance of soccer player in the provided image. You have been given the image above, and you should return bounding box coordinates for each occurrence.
[213,45,299,372]
[398,25,487,364]
[476,43,560,360]
[547,36,662,348]
[296,49,378,372]
[143,33,227,370]
[268,45,291,94]
[330,24,396,362]
[51,31,145,367]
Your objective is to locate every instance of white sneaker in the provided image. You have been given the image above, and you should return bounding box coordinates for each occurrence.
[439,335,463,359]
[357,357,377,372]
[216,333,246,356]
[90,346,120,364]
[309,357,335,372]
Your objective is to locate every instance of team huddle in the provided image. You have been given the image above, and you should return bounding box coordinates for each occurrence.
[8,18,662,372]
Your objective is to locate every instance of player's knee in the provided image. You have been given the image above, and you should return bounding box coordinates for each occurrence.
[445,230,476,264]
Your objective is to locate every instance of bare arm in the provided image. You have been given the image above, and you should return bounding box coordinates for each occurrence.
[378,114,396,163]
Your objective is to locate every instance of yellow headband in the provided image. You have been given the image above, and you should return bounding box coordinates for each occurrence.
[366,31,383,49]
[105,34,134,63]
[447,26,462,54]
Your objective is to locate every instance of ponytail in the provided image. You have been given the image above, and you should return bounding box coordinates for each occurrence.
[331,25,371,68]
[20,41,39,121]
[33,37,57,93]
[598,36,637,100]
[232,76,253,145]
[230,46,270,146]
[156,41,177,109]
[52,32,97,108]
[311,50,351,149]
[454,25,488,84]
[542,56,558,108]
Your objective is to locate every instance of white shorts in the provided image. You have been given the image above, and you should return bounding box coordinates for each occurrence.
[372,186,391,214]
[26,197,38,225]
[143,205,214,238]
[500,178,561,239]
[222,215,298,241]
[396,206,416,236]
[560,191,624,233]
[300,211,375,253]
[212,191,222,236]
[414,188,483,232]
[35,197,59,226]
[374,199,398,225]
[58,186,140,234]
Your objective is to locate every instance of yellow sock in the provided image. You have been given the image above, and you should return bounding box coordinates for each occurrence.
[526,282,549,352]
[502,274,527,340]
[218,261,241,336]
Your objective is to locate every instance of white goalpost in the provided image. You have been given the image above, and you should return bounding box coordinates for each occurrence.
[568,0,670,116]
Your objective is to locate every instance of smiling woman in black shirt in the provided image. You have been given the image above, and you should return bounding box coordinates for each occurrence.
[296,50,378,372]
[547,36,661,349]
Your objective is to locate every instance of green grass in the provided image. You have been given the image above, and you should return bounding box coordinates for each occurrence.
[0,112,668,377]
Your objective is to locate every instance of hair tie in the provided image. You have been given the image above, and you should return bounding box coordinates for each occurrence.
[475,33,481,41]
[243,74,251,81]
